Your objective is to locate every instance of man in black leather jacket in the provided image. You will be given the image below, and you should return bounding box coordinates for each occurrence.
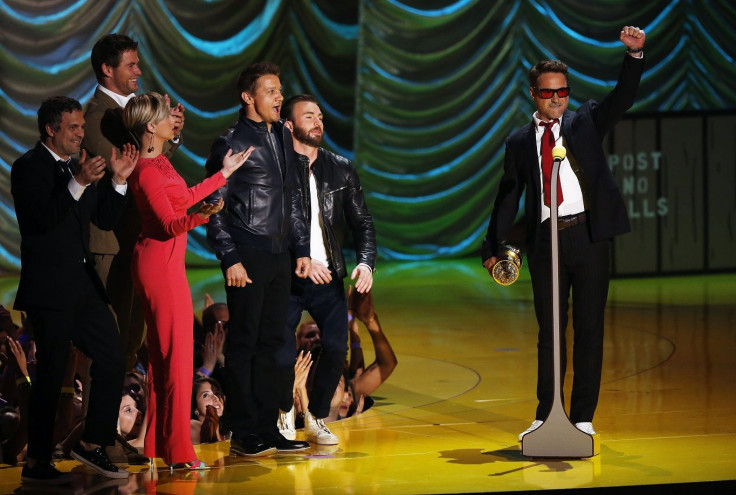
[204,62,311,457]
[276,95,376,445]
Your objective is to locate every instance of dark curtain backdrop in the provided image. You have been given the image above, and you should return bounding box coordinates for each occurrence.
[1,0,734,270]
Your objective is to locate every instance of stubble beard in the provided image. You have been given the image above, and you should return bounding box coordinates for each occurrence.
[293,125,323,148]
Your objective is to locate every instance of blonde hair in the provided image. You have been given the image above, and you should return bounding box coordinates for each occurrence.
[123,92,170,142]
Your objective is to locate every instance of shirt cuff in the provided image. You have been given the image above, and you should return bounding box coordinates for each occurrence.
[112,180,128,195]
[68,177,87,201]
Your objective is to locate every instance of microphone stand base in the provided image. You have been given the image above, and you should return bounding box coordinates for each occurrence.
[521,407,600,458]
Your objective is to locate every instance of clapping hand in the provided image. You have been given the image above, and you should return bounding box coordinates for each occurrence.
[3,338,28,378]
[293,350,313,413]
[221,147,255,179]
[165,94,186,136]
[201,331,218,373]
[294,350,313,389]
[110,143,139,185]
[75,149,106,186]
[213,321,226,366]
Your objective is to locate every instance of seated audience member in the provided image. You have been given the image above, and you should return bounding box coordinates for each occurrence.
[51,346,90,460]
[326,288,397,422]
[292,289,397,424]
[0,308,26,408]
[118,388,145,450]
[201,299,229,337]
[196,299,228,381]
[124,370,146,399]
[279,350,313,439]
[190,377,229,444]
[0,305,20,353]
[86,385,147,465]
[0,337,31,464]
[328,373,362,421]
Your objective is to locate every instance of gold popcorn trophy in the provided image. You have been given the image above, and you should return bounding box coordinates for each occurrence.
[491,245,523,286]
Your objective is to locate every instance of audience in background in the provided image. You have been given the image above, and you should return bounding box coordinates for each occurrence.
[190,376,229,445]
[196,298,228,384]
[289,288,397,423]
[0,284,397,481]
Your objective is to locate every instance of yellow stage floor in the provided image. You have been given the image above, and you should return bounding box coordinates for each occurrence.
[0,259,734,493]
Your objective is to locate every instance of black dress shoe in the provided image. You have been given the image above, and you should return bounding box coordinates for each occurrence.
[230,434,277,457]
[264,431,310,452]
[21,462,72,485]
[71,444,129,479]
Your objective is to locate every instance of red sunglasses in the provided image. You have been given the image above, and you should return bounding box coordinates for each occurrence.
[534,87,570,99]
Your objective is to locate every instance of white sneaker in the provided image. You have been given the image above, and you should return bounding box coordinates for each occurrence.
[278,407,296,441]
[575,422,596,435]
[518,420,544,441]
[303,411,339,445]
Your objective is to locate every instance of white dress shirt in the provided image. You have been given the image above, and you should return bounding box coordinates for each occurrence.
[533,113,586,222]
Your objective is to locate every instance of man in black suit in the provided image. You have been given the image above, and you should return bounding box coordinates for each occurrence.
[11,96,137,484]
[482,26,646,440]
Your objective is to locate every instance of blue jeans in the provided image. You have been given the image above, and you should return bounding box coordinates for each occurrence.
[277,273,348,418]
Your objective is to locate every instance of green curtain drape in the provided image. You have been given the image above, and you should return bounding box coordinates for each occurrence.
[1,0,734,270]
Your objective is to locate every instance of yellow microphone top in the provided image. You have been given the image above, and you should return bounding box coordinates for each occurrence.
[552,145,566,161]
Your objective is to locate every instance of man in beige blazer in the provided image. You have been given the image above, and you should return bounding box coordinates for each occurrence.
[82,33,184,371]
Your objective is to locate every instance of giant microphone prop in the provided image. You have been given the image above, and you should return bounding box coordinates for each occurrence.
[522,144,600,458]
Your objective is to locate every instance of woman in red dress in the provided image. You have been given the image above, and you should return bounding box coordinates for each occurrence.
[123,93,252,469]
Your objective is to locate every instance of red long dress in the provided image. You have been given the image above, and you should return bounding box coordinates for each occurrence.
[129,155,225,464]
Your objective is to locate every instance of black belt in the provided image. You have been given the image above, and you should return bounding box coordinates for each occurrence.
[555,211,587,230]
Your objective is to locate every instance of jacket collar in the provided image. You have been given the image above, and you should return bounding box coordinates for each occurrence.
[238,108,285,134]
[96,85,134,109]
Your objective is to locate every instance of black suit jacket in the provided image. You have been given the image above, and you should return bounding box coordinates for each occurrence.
[11,142,127,310]
[482,53,644,261]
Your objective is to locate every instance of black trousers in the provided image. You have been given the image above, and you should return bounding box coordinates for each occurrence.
[27,263,124,462]
[528,220,611,424]
[278,273,348,418]
[222,245,291,438]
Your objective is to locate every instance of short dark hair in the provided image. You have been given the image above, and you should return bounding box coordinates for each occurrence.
[528,60,568,88]
[90,33,138,83]
[37,96,82,140]
[282,94,318,122]
[236,61,280,107]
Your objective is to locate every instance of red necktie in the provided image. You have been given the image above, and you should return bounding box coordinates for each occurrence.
[540,119,563,207]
